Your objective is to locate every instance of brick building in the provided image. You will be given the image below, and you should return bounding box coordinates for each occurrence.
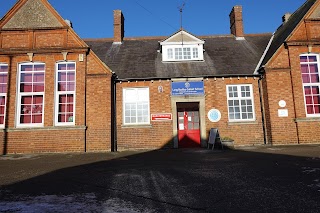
[0,0,112,154]
[1,0,320,154]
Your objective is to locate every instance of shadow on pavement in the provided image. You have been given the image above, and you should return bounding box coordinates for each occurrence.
[0,142,320,212]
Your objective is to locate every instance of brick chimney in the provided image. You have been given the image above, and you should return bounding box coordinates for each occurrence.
[113,10,124,43]
[229,6,244,38]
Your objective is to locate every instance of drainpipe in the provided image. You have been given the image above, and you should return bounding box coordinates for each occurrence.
[258,73,267,145]
[111,72,117,152]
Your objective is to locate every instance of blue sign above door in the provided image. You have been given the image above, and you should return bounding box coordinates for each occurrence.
[171,81,204,96]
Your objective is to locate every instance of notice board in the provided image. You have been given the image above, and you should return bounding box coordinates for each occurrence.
[208,128,221,149]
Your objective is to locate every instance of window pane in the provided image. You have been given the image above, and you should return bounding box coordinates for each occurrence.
[58,72,67,81]
[308,56,317,62]
[314,96,320,104]
[0,65,8,72]
[21,65,33,72]
[0,96,5,105]
[123,88,149,124]
[67,63,76,70]
[229,114,234,119]
[227,85,254,120]
[0,75,7,83]
[306,96,312,104]
[58,64,67,70]
[300,56,308,62]
[310,74,319,83]
[168,49,173,59]
[34,64,45,71]
[242,113,247,119]
[58,82,67,91]
[67,82,75,91]
[67,72,75,81]
[302,74,310,83]
[307,105,314,114]
[312,86,319,95]
[33,83,44,92]
[32,114,42,123]
[304,86,311,95]
[309,64,318,73]
[193,48,198,58]
[56,63,76,124]
[300,64,308,73]
[0,105,5,115]
[20,115,31,124]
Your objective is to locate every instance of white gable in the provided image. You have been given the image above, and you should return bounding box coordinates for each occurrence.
[160,30,205,62]
[160,30,204,45]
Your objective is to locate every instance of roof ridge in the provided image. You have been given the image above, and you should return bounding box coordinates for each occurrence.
[83,33,272,42]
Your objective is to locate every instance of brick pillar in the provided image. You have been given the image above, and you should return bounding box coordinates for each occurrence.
[114,10,124,43]
[229,5,244,38]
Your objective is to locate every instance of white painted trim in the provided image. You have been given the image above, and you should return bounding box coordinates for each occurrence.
[300,54,320,117]
[16,62,45,128]
[0,64,8,129]
[226,84,256,122]
[162,44,204,62]
[254,33,275,74]
[54,61,76,126]
[122,87,150,125]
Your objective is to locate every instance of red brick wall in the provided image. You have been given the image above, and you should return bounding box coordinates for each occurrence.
[85,53,112,151]
[263,70,298,144]
[116,77,265,150]
[204,77,264,146]
[0,25,113,154]
[116,80,173,150]
[1,129,86,154]
[262,17,320,145]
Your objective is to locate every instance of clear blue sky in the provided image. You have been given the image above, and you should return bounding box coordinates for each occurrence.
[0,0,307,39]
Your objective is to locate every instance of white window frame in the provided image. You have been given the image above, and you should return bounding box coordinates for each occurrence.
[167,48,173,60]
[162,44,203,62]
[300,54,320,117]
[17,62,45,128]
[55,61,76,126]
[0,64,8,129]
[123,87,150,125]
[226,84,255,122]
[193,47,199,59]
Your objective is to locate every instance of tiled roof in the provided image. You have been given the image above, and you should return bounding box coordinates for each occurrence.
[261,0,317,67]
[85,34,271,80]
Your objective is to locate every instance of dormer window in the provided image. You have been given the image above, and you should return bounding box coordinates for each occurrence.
[166,47,200,60]
[160,30,205,62]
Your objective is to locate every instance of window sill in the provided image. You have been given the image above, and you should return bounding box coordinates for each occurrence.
[3,125,87,132]
[121,124,152,128]
[228,120,258,125]
[295,117,320,122]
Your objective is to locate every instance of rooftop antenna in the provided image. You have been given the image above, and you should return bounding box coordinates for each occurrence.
[178,2,186,30]
[178,2,186,45]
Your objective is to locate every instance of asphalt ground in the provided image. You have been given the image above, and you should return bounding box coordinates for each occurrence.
[0,145,320,213]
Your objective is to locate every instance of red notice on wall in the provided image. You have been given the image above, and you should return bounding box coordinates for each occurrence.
[151,113,172,121]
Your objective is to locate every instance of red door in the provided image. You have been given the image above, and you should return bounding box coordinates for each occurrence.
[177,103,201,148]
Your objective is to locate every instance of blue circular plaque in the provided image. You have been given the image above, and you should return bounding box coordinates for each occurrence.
[208,109,221,122]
